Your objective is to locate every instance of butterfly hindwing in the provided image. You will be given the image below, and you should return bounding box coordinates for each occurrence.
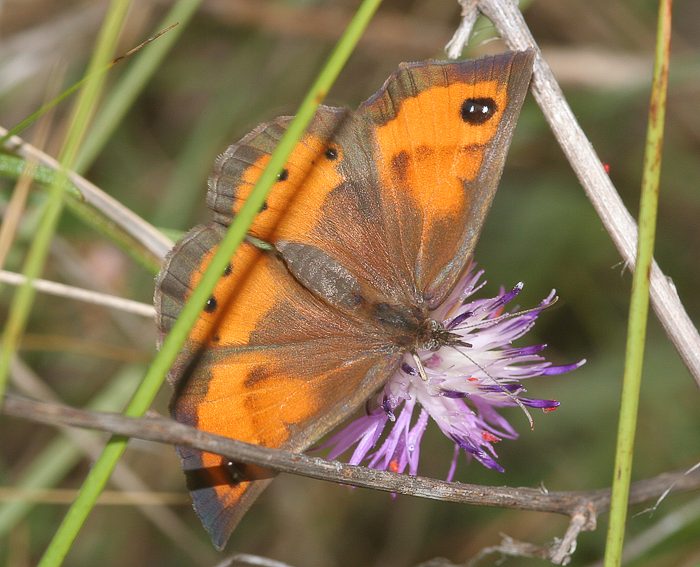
[155,224,401,548]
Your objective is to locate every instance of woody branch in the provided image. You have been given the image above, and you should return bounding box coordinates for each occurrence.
[4,394,698,517]
[447,0,700,386]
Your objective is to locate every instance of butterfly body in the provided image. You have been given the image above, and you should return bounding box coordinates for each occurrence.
[154,50,534,549]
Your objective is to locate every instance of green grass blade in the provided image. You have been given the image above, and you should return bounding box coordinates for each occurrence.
[74,0,202,173]
[152,36,276,230]
[0,155,79,191]
[0,2,196,273]
[0,0,130,405]
[0,155,161,273]
[0,79,98,148]
[0,1,198,273]
[604,1,672,565]
[0,17,172,150]
[62,198,162,274]
[35,1,382,565]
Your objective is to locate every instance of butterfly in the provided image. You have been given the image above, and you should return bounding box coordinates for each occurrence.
[154,50,534,549]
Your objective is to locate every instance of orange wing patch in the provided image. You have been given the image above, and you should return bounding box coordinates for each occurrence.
[235,134,345,242]
[373,77,511,234]
[358,52,534,301]
[184,242,274,346]
[172,236,335,449]
[375,78,507,216]
[207,107,348,244]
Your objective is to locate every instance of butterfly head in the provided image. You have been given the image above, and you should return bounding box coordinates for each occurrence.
[415,318,464,352]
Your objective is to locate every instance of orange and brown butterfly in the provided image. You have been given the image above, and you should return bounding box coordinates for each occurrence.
[154,50,534,549]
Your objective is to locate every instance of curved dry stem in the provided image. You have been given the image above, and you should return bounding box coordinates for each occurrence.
[7,358,213,561]
[455,0,700,385]
[0,126,173,263]
[4,395,698,518]
[0,270,154,317]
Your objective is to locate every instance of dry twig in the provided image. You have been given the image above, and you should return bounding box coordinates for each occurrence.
[0,270,154,317]
[467,0,700,385]
[7,358,216,561]
[0,126,173,262]
[3,394,698,565]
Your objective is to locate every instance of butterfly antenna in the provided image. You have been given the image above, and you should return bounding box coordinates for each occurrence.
[448,345,534,430]
[453,295,559,332]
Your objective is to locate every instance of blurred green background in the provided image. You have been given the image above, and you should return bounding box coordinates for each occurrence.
[0,1,698,566]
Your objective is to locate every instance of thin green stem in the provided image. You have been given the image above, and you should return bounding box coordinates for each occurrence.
[0,1,131,401]
[0,155,161,273]
[604,1,672,565]
[0,155,81,193]
[74,0,202,173]
[0,13,171,149]
[35,1,382,565]
[0,78,98,149]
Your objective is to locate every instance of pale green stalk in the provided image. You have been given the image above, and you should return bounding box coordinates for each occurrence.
[74,0,202,173]
[604,1,672,565]
[0,155,80,193]
[36,1,383,565]
[0,1,131,400]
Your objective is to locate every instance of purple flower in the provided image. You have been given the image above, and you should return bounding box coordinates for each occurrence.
[324,265,585,480]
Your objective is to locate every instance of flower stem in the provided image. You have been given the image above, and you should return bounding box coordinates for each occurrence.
[604,1,672,565]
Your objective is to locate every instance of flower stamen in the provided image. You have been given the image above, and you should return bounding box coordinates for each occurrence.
[448,343,535,431]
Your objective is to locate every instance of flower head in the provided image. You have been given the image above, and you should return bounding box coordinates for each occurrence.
[324,265,584,480]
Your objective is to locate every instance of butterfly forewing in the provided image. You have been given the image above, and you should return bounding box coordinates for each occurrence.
[358,50,535,306]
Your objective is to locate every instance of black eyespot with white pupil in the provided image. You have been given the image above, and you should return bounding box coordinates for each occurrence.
[204,296,217,313]
[460,97,497,125]
[226,461,244,482]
